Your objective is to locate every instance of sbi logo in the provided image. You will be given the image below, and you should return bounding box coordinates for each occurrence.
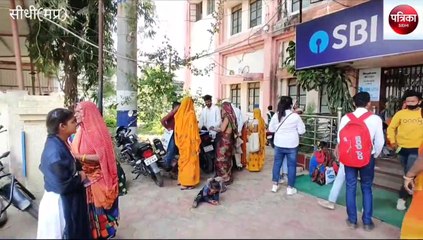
[309,31,330,54]
[308,15,378,54]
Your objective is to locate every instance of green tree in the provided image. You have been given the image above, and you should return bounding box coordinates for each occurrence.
[284,41,354,114]
[27,0,156,107]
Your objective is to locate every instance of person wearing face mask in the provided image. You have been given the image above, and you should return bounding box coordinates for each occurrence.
[387,90,423,211]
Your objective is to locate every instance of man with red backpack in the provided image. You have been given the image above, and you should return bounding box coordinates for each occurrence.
[337,92,384,231]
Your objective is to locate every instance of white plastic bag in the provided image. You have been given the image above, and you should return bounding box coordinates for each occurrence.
[161,129,173,151]
[325,167,336,185]
[248,132,260,153]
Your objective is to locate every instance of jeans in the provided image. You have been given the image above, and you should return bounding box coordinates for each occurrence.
[272,147,298,187]
[398,151,418,200]
[279,157,288,175]
[328,163,345,203]
[345,157,375,225]
[164,133,178,168]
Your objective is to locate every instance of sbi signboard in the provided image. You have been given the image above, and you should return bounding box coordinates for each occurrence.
[296,0,423,70]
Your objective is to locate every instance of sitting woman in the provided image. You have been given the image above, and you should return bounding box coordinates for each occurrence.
[192,177,224,208]
[246,108,266,172]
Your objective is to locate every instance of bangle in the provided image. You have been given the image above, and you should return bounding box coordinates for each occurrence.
[82,154,86,162]
[403,175,415,181]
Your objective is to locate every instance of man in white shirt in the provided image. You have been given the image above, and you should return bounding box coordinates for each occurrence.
[198,95,221,131]
[337,92,384,231]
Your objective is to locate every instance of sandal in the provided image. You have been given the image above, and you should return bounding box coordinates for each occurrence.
[180,186,195,190]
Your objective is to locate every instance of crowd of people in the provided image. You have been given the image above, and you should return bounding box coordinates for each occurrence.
[34,89,423,239]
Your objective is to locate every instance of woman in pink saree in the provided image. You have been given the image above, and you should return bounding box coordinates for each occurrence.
[71,101,119,239]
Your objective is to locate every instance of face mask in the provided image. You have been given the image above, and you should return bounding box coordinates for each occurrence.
[406,104,419,110]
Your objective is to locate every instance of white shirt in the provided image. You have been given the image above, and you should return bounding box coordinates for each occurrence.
[232,104,244,133]
[198,104,221,130]
[337,107,385,158]
[269,110,306,148]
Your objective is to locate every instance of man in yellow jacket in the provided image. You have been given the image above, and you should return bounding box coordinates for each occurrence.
[387,90,423,211]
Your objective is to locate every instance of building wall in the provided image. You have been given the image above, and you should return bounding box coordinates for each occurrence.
[0,68,59,95]
[185,0,217,97]
[185,0,372,117]
[0,90,65,198]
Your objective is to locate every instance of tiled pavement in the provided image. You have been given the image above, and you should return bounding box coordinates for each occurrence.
[0,147,400,239]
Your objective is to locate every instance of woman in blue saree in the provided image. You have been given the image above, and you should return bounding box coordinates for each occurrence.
[37,108,90,239]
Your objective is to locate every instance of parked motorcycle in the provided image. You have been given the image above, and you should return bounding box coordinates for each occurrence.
[114,111,164,187]
[199,130,216,174]
[0,125,38,226]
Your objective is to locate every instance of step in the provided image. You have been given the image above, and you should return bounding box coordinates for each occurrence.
[377,156,400,164]
[373,171,402,193]
[374,159,403,177]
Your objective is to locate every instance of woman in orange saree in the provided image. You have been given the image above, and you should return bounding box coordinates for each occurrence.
[174,97,201,190]
[246,108,266,172]
[401,142,423,239]
[71,101,119,239]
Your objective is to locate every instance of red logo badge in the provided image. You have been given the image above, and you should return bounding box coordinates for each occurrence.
[388,5,419,35]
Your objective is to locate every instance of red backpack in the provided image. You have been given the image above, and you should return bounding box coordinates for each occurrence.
[338,112,373,168]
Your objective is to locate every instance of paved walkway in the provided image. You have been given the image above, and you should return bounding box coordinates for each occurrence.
[0,147,400,238]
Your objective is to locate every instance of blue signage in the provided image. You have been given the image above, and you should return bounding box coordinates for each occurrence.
[296,0,423,70]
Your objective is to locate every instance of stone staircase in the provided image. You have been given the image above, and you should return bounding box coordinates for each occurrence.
[374,156,403,192]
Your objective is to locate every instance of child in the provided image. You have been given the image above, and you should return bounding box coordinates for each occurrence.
[192,177,224,208]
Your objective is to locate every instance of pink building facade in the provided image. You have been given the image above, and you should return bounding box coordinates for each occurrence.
[185,0,423,116]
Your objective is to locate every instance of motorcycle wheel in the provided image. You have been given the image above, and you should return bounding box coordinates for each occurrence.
[0,201,8,227]
[26,203,39,220]
[200,153,215,174]
[151,173,164,187]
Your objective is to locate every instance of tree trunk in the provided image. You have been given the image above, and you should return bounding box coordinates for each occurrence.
[64,59,79,108]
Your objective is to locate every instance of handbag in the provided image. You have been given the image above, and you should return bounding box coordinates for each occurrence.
[271,113,293,147]
[248,132,260,153]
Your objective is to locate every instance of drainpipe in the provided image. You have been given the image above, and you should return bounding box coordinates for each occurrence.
[299,0,303,23]
[21,130,27,178]
[9,0,24,90]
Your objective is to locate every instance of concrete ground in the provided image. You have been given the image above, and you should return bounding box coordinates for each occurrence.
[0,147,400,239]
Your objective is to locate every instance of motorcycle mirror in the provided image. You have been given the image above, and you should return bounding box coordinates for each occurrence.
[127,110,138,118]
[0,125,3,130]
[0,151,10,159]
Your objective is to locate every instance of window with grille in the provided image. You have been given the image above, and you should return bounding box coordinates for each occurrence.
[249,0,262,28]
[319,87,330,114]
[291,0,312,12]
[231,4,242,35]
[207,0,215,15]
[248,83,260,112]
[196,2,203,21]
[230,84,241,108]
[288,79,306,110]
[279,41,289,68]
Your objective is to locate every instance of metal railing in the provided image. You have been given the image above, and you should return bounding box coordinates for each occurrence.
[299,108,342,154]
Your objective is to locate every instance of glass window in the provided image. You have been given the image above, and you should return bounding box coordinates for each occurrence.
[288,79,306,110]
[207,0,215,15]
[248,82,260,112]
[319,86,330,114]
[291,0,311,12]
[196,2,203,21]
[249,0,262,28]
[231,4,242,35]
[230,84,241,108]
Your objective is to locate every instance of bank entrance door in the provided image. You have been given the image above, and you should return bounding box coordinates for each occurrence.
[381,64,423,111]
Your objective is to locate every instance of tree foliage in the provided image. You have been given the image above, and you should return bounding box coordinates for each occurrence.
[284,41,354,114]
[27,0,156,107]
